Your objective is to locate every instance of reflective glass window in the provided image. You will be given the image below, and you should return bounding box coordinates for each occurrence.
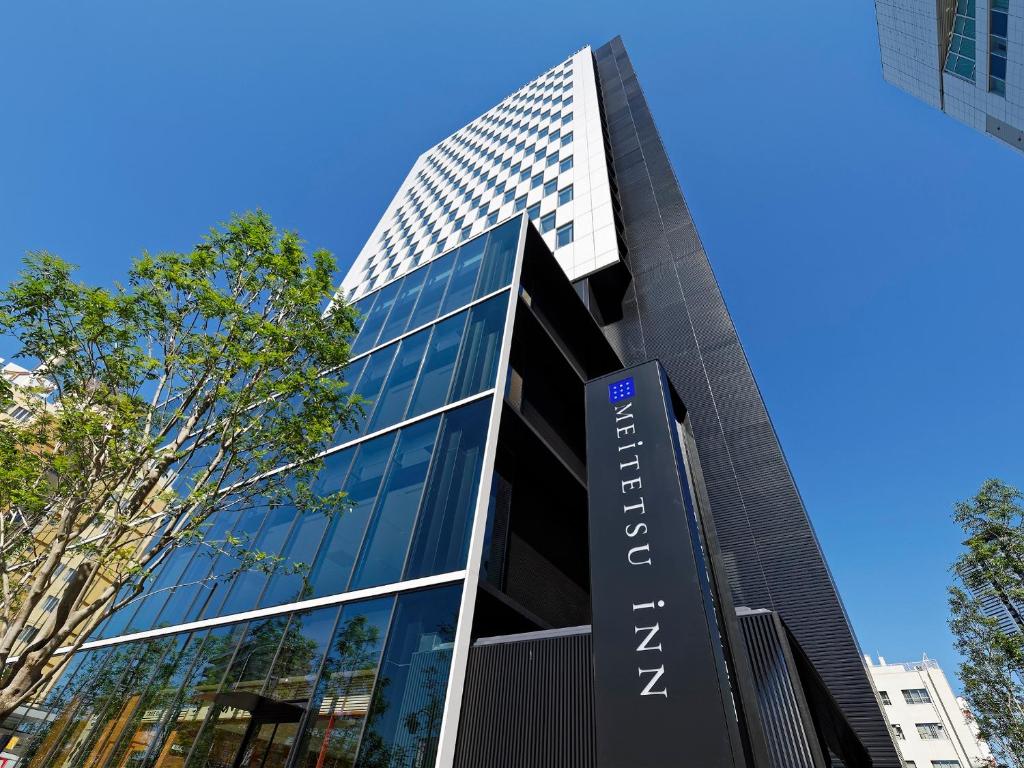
[350,417,440,589]
[377,267,427,346]
[558,184,573,205]
[93,637,200,767]
[265,607,339,702]
[451,294,508,400]
[990,51,1007,79]
[141,511,245,631]
[367,329,431,433]
[355,585,461,768]
[199,506,271,620]
[219,615,293,696]
[475,218,520,297]
[405,398,492,578]
[352,293,378,322]
[308,432,397,597]
[407,313,468,419]
[22,649,107,764]
[217,496,298,616]
[540,212,556,233]
[44,638,187,767]
[259,448,357,608]
[991,9,1007,36]
[349,344,399,438]
[351,280,400,356]
[336,353,369,409]
[294,597,393,766]
[440,235,486,315]
[556,221,574,247]
[407,250,456,330]
[159,624,247,766]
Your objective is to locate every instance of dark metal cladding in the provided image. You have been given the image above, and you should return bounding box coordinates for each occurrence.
[586,36,899,767]
[453,628,597,768]
[737,609,827,768]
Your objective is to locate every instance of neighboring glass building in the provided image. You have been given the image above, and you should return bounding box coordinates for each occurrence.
[0,39,900,768]
[875,0,1024,153]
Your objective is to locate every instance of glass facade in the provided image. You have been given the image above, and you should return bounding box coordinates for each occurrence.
[10,586,461,768]
[7,219,523,768]
[945,0,977,82]
[92,222,519,641]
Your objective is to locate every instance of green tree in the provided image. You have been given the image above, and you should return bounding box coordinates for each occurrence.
[0,211,360,720]
[949,478,1024,767]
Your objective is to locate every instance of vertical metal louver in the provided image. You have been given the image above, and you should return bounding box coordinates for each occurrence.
[454,627,596,768]
[737,609,826,768]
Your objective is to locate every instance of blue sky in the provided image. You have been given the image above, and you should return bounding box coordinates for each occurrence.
[2,1,1023,687]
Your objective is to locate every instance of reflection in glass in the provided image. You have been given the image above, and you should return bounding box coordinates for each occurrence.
[198,507,271,621]
[405,398,491,579]
[440,237,486,316]
[350,418,440,589]
[185,616,295,767]
[309,433,396,598]
[259,449,357,608]
[293,597,394,767]
[406,251,455,330]
[16,651,102,765]
[406,313,467,419]
[378,268,427,347]
[355,585,461,768]
[187,608,338,767]
[266,608,339,704]
[475,218,519,297]
[351,281,400,356]
[17,586,461,768]
[450,293,507,401]
[176,624,249,766]
[366,330,430,434]
[344,345,398,439]
[152,507,245,630]
[101,636,205,767]
[217,495,297,616]
[351,293,379,328]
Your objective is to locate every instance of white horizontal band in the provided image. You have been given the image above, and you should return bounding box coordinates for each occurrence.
[348,285,511,365]
[50,570,466,657]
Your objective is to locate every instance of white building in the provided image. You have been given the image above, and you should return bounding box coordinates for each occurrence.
[339,45,621,302]
[866,654,994,768]
[874,0,1024,153]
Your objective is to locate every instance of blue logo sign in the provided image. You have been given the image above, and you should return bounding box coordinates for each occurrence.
[608,377,635,403]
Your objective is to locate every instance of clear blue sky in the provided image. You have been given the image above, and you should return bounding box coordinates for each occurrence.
[2,1,1023,688]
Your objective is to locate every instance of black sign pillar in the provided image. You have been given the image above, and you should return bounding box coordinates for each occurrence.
[585,360,746,768]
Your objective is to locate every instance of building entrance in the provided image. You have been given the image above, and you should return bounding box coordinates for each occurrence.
[201,692,303,768]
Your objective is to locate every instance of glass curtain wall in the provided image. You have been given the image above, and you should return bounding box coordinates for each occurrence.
[10,586,461,768]
[2,217,523,768]
[90,218,520,640]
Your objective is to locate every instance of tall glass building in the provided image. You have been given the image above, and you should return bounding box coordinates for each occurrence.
[0,39,899,768]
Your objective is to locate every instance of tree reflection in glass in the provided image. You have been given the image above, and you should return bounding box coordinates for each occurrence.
[293,597,394,767]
